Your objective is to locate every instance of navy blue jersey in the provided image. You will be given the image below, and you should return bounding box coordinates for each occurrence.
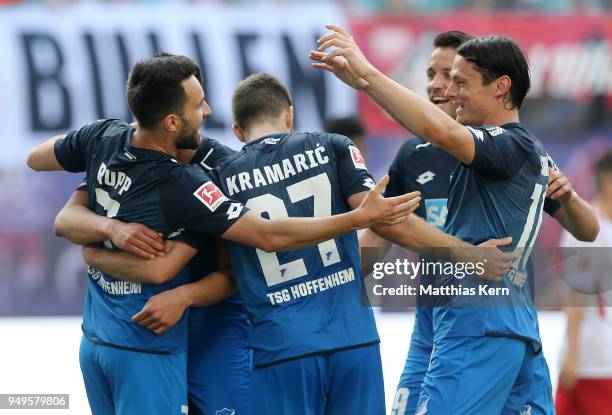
[385,138,458,229]
[54,119,247,354]
[187,137,248,342]
[434,123,552,349]
[212,132,379,367]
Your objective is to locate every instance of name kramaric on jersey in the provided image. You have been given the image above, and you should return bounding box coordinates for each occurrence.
[225,146,330,196]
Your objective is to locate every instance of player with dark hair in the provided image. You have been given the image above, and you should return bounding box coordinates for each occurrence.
[312,27,598,413]
[26,52,419,415]
[351,30,598,415]
[324,116,366,156]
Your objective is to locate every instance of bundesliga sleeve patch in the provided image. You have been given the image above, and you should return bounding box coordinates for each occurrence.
[193,181,228,212]
[349,145,367,170]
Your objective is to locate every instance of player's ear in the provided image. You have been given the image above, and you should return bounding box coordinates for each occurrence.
[495,75,512,102]
[232,123,246,143]
[163,114,180,133]
[285,106,294,131]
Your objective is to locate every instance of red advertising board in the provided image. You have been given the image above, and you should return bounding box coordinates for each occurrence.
[349,13,612,135]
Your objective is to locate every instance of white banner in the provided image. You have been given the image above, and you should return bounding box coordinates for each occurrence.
[0,3,355,167]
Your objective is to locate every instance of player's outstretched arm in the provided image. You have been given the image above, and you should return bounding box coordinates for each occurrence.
[55,190,167,259]
[346,191,513,281]
[26,135,66,171]
[311,24,475,164]
[82,240,197,284]
[132,269,236,335]
[547,169,599,242]
[221,176,420,252]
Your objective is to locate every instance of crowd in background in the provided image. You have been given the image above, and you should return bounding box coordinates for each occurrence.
[1,0,611,12]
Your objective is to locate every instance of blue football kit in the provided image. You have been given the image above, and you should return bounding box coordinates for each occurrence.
[387,137,560,415]
[212,132,384,415]
[381,123,553,414]
[54,119,247,415]
[187,137,252,415]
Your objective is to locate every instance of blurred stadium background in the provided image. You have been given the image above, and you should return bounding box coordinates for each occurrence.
[0,0,610,413]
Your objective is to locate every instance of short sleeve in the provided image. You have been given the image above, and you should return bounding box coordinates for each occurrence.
[191,137,237,171]
[324,133,376,199]
[53,119,119,172]
[76,176,87,192]
[160,166,249,246]
[466,125,534,180]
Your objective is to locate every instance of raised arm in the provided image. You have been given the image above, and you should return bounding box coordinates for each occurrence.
[311,24,475,164]
[82,240,197,284]
[346,192,513,281]
[221,176,420,252]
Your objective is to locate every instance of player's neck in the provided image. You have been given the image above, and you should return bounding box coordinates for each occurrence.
[131,128,178,157]
[481,109,519,126]
[244,123,290,143]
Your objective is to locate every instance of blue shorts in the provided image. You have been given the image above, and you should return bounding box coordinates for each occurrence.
[248,342,384,415]
[392,307,433,415]
[79,334,188,415]
[504,351,555,415]
[417,336,535,415]
[188,318,251,415]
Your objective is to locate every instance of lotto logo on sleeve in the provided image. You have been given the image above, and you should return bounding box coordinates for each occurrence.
[193,181,228,212]
[349,145,366,170]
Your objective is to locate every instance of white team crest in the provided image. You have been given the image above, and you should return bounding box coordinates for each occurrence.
[193,181,228,212]
[349,145,367,170]
[416,171,435,185]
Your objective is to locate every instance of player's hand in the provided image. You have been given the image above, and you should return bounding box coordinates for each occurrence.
[356,176,421,227]
[108,219,167,259]
[310,24,375,90]
[477,237,514,282]
[132,288,190,335]
[546,169,575,202]
[559,354,578,390]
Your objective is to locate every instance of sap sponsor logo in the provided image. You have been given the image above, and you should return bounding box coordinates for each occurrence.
[262,137,281,145]
[194,181,228,212]
[349,145,366,170]
[215,409,235,415]
[425,199,448,230]
[466,126,484,142]
[416,171,435,185]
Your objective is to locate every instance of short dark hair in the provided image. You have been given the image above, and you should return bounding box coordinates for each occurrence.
[595,150,612,191]
[126,53,202,128]
[457,35,531,109]
[232,73,292,131]
[433,31,475,50]
[324,116,364,140]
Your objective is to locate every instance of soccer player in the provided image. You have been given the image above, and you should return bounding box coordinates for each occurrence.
[556,151,612,415]
[312,25,599,413]
[80,71,515,414]
[356,31,599,415]
[26,53,418,414]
